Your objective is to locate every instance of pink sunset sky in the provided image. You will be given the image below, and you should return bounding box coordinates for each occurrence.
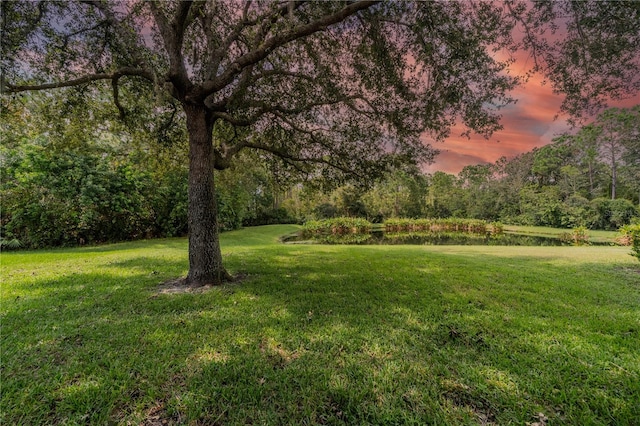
[424,62,640,176]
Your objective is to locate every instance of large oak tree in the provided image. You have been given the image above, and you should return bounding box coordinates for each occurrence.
[3,1,639,286]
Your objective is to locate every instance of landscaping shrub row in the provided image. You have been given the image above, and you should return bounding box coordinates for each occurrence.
[301,217,373,238]
[302,217,504,239]
[384,218,503,234]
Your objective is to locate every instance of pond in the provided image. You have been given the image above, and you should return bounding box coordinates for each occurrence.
[284,231,612,246]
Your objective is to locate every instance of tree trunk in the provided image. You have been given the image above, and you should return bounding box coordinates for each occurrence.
[184,104,231,286]
[611,156,617,200]
[588,161,594,198]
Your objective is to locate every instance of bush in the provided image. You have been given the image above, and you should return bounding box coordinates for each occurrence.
[1,139,192,248]
[560,195,591,228]
[314,203,339,219]
[0,238,22,251]
[559,226,590,245]
[518,186,563,227]
[490,222,505,235]
[242,207,295,227]
[2,146,159,247]
[301,217,372,238]
[609,199,638,229]
[589,198,638,230]
[618,224,640,261]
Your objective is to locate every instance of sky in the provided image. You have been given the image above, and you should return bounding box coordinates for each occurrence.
[423,65,640,176]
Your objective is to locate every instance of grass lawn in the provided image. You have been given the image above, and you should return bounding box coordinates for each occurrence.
[2,225,639,425]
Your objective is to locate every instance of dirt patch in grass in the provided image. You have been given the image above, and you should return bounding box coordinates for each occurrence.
[617,265,640,274]
[442,379,497,425]
[141,402,180,426]
[155,273,249,295]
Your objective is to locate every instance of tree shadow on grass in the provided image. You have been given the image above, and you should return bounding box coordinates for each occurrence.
[73,237,188,253]
[2,247,639,424]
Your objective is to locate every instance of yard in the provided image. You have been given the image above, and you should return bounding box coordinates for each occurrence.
[2,225,639,424]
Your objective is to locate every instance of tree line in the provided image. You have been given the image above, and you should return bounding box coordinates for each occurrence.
[0,90,292,249]
[289,106,640,231]
[3,93,637,250]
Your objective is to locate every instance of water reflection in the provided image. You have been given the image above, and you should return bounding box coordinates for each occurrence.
[286,231,610,246]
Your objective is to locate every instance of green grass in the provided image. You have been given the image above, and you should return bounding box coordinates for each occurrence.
[2,225,639,425]
[504,225,620,244]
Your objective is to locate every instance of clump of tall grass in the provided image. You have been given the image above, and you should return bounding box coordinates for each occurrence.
[559,226,590,245]
[302,217,372,238]
[384,218,503,235]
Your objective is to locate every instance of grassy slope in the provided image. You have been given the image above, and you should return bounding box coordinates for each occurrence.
[2,225,639,425]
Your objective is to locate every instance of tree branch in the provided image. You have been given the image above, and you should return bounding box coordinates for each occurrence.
[203,67,317,111]
[148,2,191,92]
[59,20,110,51]
[112,75,126,119]
[243,96,356,116]
[210,92,360,128]
[242,140,365,178]
[173,1,194,47]
[201,0,378,97]
[4,67,154,93]
[79,0,148,68]
[504,1,544,71]
[252,68,316,84]
[272,111,332,136]
[206,1,302,80]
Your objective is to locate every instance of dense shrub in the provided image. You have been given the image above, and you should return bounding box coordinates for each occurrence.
[588,198,638,231]
[608,199,639,229]
[149,169,189,237]
[559,195,591,228]
[512,189,638,230]
[2,129,298,248]
[558,226,590,245]
[314,203,339,219]
[1,138,189,248]
[301,217,372,238]
[517,186,563,227]
[618,224,640,261]
[2,144,160,247]
[243,207,296,227]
